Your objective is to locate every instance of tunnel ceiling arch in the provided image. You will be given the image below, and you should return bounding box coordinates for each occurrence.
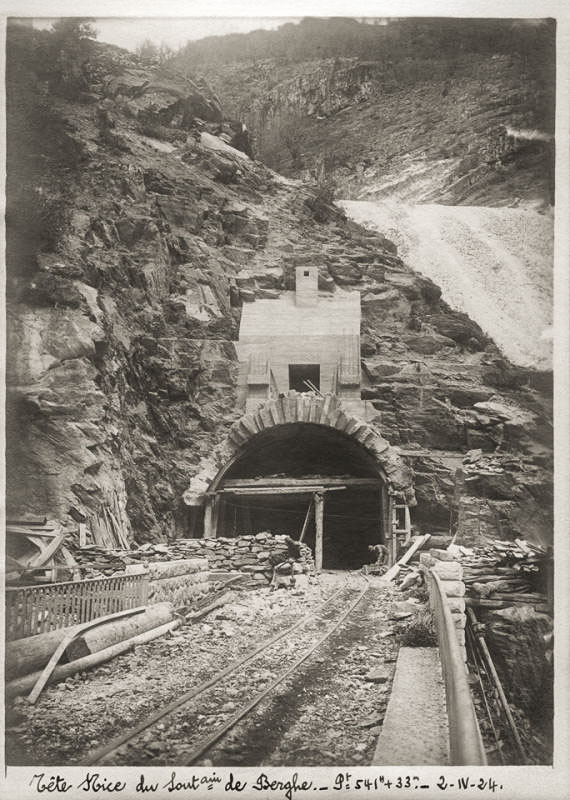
[223,423,382,482]
[184,392,415,506]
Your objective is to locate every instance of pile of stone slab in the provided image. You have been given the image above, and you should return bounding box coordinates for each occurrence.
[171,532,315,586]
[67,534,314,588]
[450,539,551,612]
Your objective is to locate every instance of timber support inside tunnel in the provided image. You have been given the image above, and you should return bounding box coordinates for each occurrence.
[187,393,416,571]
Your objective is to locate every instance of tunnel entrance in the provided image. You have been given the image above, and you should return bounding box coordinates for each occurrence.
[207,422,390,571]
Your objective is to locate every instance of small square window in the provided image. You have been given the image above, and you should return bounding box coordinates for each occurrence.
[303,270,310,277]
[289,364,320,392]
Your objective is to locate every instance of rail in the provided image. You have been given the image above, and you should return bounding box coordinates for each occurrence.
[5,574,149,640]
[426,568,487,765]
[83,575,369,766]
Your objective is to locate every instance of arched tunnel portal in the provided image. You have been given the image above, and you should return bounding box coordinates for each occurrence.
[195,394,416,571]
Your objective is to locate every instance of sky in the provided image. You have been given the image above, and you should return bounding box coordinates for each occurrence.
[15,0,569,53]
[31,17,301,52]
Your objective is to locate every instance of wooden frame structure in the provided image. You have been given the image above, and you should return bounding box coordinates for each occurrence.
[204,477,397,573]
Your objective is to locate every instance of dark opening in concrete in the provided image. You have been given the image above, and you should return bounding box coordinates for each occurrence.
[288,364,320,392]
[214,423,386,569]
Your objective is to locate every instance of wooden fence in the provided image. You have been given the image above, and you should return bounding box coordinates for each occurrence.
[5,574,149,641]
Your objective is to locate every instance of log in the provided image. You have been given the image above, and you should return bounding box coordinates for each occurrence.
[27,606,149,704]
[146,559,206,581]
[149,573,209,605]
[6,626,76,680]
[65,602,174,661]
[6,620,182,698]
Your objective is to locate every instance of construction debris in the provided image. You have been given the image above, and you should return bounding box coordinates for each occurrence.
[452,538,551,611]
[6,519,78,584]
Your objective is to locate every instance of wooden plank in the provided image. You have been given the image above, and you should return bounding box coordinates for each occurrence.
[220,486,347,496]
[7,527,59,537]
[7,517,48,526]
[298,499,313,543]
[79,522,88,548]
[314,492,324,573]
[383,534,432,582]
[222,477,380,488]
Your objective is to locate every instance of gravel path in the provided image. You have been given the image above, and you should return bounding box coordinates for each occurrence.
[6,574,416,767]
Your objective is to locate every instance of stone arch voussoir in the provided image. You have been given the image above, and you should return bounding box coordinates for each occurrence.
[184,392,415,507]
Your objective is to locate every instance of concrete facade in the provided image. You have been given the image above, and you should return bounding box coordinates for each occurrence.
[237,267,369,415]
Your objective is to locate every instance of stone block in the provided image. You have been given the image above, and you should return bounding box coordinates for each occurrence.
[429,548,456,562]
[432,561,463,581]
[437,580,465,597]
[450,611,466,630]
[445,596,466,614]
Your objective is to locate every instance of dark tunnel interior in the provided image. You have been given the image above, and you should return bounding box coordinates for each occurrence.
[215,423,386,569]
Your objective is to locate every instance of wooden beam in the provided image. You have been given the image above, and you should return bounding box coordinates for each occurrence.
[299,498,313,543]
[382,534,432,583]
[314,492,324,573]
[222,477,380,489]
[217,486,347,495]
[203,497,216,538]
[28,606,148,704]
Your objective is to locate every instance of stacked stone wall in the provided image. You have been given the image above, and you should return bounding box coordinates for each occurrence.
[173,532,314,585]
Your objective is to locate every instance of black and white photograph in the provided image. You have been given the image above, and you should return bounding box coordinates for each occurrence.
[2,1,569,797]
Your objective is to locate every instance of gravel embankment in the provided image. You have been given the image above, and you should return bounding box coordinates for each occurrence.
[342,200,553,370]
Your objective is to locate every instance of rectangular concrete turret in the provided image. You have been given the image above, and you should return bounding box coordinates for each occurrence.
[295,266,318,307]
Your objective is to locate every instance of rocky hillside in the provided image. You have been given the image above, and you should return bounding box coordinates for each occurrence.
[174,17,555,206]
[6,22,553,549]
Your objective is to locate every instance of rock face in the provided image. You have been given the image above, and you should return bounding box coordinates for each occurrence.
[5,24,553,552]
[175,19,555,207]
[482,605,553,725]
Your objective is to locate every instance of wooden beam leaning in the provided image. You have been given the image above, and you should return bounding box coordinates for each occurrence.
[299,498,314,543]
[382,534,432,583]
[314,491,324,573]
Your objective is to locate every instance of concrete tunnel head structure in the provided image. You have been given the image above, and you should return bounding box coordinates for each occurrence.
[184,392,416,570]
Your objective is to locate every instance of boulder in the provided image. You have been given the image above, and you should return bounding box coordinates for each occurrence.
[362,358,401,380]
[403,332,455,354]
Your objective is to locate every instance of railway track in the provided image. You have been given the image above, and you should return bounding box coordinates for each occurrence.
[82,573,371,767]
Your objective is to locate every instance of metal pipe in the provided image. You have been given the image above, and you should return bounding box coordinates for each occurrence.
[427,570,487,765]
